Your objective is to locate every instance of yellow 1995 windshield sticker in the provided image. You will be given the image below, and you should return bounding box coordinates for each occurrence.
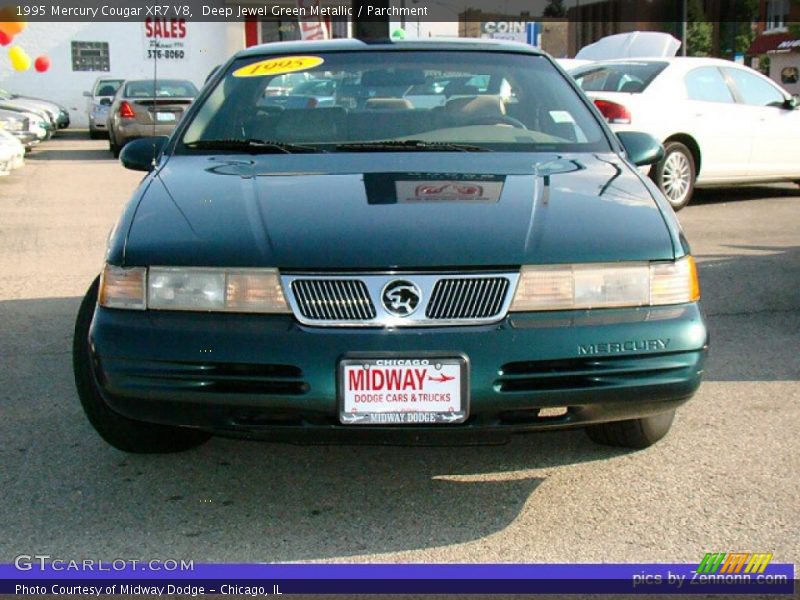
[233,56,325,78]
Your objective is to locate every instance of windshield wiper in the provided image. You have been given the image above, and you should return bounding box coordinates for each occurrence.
[184,139,323,154]
[336,140,492,153]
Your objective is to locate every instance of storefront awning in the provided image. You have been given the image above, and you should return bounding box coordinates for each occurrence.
[748,32,799,55]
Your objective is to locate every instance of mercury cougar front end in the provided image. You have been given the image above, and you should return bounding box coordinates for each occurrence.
[74,39,708,454]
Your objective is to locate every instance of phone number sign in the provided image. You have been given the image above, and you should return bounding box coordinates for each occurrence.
[143,17,187,60]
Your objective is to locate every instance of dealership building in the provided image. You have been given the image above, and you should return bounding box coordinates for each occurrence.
[0,9,355,128]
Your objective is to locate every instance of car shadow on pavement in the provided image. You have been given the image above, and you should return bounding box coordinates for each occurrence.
[0,295,627,562]
[691,184,800,206]
[25,147,115,162]
[695,244,800,382]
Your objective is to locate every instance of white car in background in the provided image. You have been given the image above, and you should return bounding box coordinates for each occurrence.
[84,77,124,139]
[570,57,800,209]
[0,132,24,175]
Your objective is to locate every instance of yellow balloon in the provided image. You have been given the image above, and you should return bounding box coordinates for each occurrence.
[9,45,31,71]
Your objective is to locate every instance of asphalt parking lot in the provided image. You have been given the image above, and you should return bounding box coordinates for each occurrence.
[1,132,798,565]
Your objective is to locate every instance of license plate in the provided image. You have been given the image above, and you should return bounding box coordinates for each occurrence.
[339,355,469,425]
[156,112,176,122]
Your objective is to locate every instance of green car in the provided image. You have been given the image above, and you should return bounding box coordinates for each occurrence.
[73,39,708,454]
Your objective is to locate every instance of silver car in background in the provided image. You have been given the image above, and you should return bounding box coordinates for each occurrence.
[107,79,198,157]
[84,77,124,139]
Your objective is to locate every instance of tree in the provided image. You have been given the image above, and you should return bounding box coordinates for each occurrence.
[543,0,566,18]
[686,0,712,57]
[734,0,758,55]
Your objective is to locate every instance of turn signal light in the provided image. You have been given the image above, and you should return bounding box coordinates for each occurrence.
[98,265,146,310]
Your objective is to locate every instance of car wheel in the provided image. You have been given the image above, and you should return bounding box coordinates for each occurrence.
[584,410,676,449]
[652,142,695,211]
[73,277,211,454]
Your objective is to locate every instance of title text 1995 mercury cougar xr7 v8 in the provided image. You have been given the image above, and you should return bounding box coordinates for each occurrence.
[73,38,708,454]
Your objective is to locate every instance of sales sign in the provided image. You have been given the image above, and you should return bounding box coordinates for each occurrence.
[143,17,188,60]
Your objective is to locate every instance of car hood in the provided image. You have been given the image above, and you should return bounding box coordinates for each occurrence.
[576,31,681,60]
[124,153,675,269]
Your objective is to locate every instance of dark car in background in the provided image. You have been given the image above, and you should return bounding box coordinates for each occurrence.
[107,79,198,157]
[75,39,708,455]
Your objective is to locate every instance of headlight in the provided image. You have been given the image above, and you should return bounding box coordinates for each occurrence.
[510,256,699,311]
[98,265,290,313]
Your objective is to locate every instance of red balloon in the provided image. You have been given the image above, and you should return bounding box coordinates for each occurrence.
[34,55,50,73]
[0,30,12,46]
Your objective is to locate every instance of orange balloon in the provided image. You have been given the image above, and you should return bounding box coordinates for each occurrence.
[0,6,26,37]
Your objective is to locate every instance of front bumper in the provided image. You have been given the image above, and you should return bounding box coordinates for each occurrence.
[89,303,708,441]
[12,132,38,148]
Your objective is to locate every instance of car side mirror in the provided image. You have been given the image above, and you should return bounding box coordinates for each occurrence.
[83,91,91,97]
[119,136,168,172]
[784,96,799,110]
[616,131,665,167]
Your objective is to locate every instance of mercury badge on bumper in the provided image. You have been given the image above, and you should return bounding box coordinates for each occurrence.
[73,38,708,454]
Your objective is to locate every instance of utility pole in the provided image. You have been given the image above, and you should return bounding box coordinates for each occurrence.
[681,0,688,56]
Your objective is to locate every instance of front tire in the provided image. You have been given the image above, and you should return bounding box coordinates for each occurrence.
[73,277,211,453]
[585,410,676,449]
[652,142,696,211]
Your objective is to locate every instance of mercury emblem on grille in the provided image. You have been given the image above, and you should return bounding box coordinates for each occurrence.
[381,280,422,317]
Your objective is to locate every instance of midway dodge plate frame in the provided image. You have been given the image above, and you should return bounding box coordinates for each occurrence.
[338,353,470,425]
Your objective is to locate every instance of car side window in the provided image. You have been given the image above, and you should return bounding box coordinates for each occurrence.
[684,68,735,103]
[725,68,786,107]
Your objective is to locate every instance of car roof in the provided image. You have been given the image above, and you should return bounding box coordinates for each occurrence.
[236,37,545,59]
[121,79,196,85]
[577,56,738,68]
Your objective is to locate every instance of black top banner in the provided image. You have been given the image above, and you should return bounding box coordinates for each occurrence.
[0,0,762,23]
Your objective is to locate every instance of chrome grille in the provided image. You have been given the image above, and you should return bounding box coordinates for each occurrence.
[283,273,519,327]
[425,277,508,320]
[291,279,376,321]
[426,277,510,320]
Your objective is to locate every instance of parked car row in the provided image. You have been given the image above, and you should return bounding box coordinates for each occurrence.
[85,76,199,157]
[0,87,70,177]
[559,32,800,209]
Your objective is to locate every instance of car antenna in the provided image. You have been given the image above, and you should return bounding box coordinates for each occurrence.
[150,31,158,168]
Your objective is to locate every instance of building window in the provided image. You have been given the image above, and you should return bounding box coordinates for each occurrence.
[71,41,110,72]
[782,66,799,85]
[260,20,301,43]
[765,0,790,31]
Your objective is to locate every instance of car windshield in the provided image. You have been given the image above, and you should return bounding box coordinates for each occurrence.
[181,50,610,153]
[571,61,668,94]
[125,80,198,99]
[95,80,124,97]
